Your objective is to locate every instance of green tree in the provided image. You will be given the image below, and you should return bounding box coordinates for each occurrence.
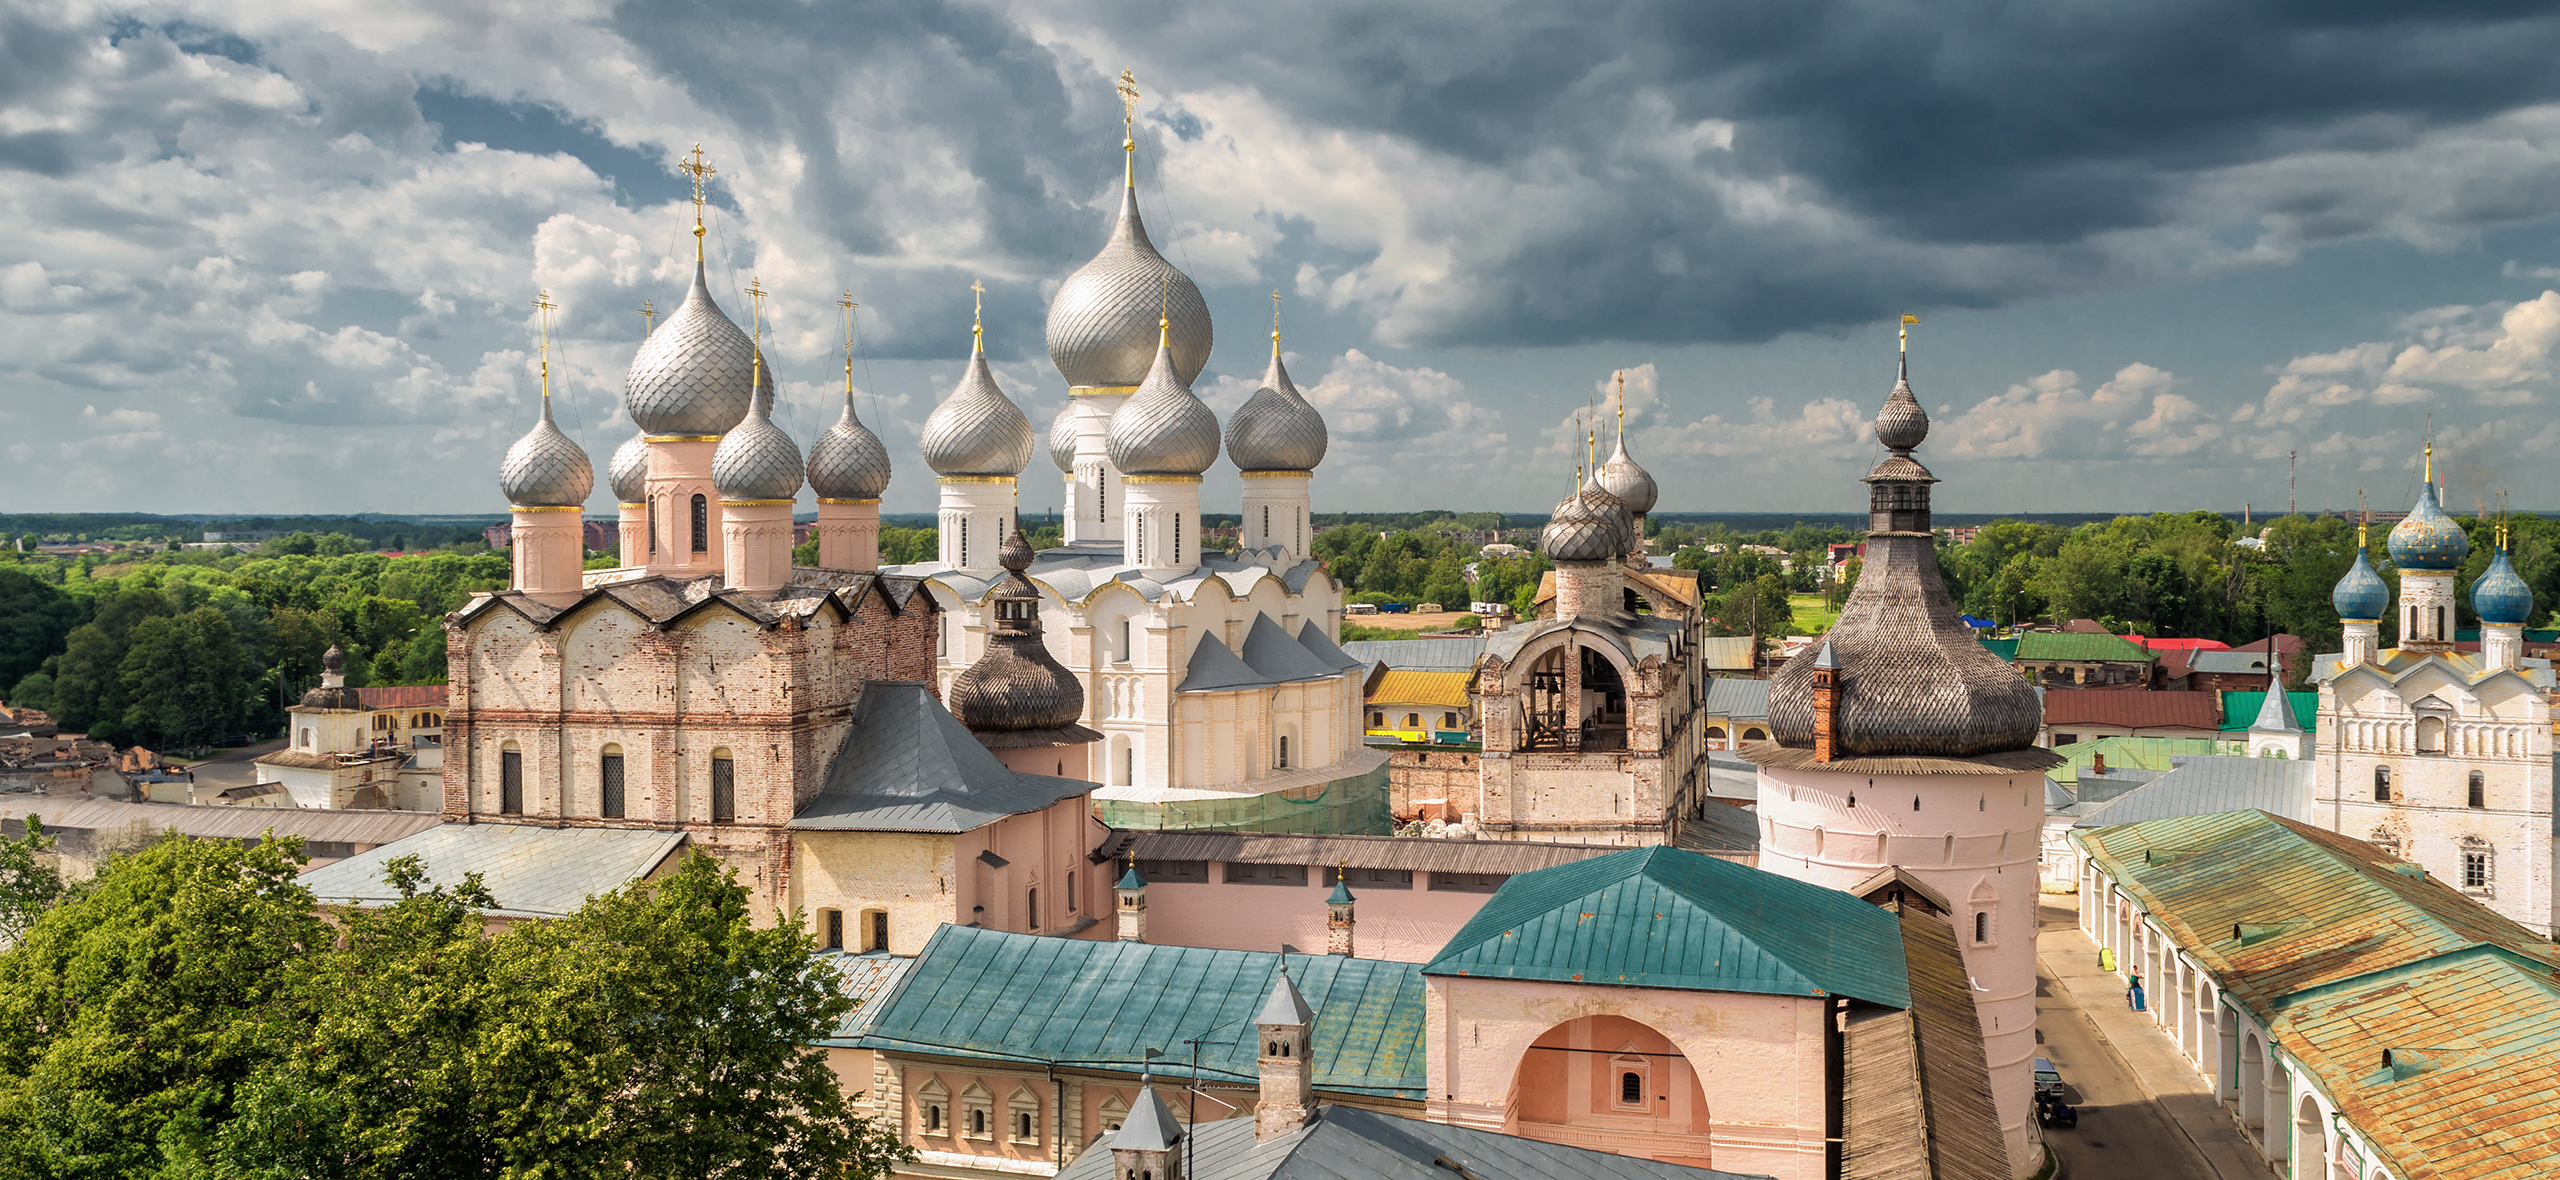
[1418,549,1468,609]
[0,814,65,946]
[878,526,938,565]
[40,588,174,735]
[0,569,81,691]
[117,608,251,750]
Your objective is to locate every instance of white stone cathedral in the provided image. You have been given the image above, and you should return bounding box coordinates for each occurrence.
[2314,463,2556,936]
[885,126,1374,815]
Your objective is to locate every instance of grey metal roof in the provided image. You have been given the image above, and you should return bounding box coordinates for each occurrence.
[792,682,1092,832]
[1480,611,1682,667]
[1243,614,1337,684]
[1339,636,1485,673]
[2189,650,2279,676]
[1702,677,1771,720]
[298,822,687,919]
[1056,1100,1770,1180]
[1296,621,1365,673]
[1110,1084,1186,1152]
[2072,755,2315,829]
[1178,634,1277,693]
[1704,754,1759,801]
[1676,798,1762,855]
[0,798,446,847]
[1256,969,1315,1026]
[1119,830,1621,875]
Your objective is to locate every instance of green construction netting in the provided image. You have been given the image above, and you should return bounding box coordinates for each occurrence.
[1094,762,1392,835]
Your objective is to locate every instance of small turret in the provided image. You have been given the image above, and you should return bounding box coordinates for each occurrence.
[1116,856,1147,943]
[1325,871,1355,957]
[1253,963,1316,1142]
[1109,1074,1185,1180]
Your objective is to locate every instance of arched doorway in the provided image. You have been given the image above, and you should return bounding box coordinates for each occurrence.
[2294,1094,2327,1178]
[2237,1034,2266,1134]
[1508,1015,1713,1167]
[1580,646,1627,750]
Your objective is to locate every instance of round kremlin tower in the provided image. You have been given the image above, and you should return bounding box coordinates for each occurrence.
[1746,335,2056,1179]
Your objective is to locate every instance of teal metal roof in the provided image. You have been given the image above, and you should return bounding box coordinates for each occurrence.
[2216,691,2317,732]
[1421,847,1911,1007]
[858,925,1426,1098]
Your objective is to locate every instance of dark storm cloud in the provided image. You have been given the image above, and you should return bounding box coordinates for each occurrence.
[1065,0,2560,346]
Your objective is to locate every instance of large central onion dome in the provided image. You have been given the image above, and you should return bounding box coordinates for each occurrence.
[711,356,805,501]
[807,389,892,501]
[625,262,758,436]
[1542,477,1620,563]
[1763,353,2041,758]
[922,336,1035,478]
[2473,545,2532,625]
[608,432,649,504]
[2388,481,2470,571]
[1046,177,1212,392]
[946,530,1097,741]
[1596,427,1657,517]
[2332,539,2390,621]
[499,395,594,508]
[1224,336,1328,472]
[1107,320,1220,476]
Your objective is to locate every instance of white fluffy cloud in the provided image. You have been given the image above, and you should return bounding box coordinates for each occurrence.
[1938,363,2221,460]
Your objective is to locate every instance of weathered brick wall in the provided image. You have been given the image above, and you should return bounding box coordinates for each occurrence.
[1388,748,1483,821]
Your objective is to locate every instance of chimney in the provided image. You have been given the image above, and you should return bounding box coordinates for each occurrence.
[2092,752,2107,776]
[1810,638,1840,763]
[1115,858,1148,943]
[1254,964,1317,1142]
[1326,870,1356,957]
[1109,1075,1185,1180]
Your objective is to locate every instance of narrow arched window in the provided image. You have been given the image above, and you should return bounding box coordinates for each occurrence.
[2469,771,2485,809]
[500,743,524,815]
[2374,766,2391,802]
[689,494,708,553]
[647,497,659,554]
[1975,911,1990,944]
[600,746,625,819]
[710,750,736,823]
[1277,735,1289,769]
[1621,1071,1642,1104]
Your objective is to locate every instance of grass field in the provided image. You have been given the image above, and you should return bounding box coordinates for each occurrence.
[1789,593,1841,634]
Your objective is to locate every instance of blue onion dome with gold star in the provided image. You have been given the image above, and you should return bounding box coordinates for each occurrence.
[711,355,804,501]
[1106,318,1221,476]
[607,432,649,504]
[498,394,593,508]
[2332,544,2389,621]
[807,388,891,501]
[1045,116,1212,392]
[2388,483,2470,571]
[920,325,1035,478]
[2473,546,2532,625]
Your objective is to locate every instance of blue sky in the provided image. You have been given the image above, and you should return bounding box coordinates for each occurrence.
[7,1,2560,518]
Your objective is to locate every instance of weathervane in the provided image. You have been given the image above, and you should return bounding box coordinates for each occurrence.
[679,144,718,261]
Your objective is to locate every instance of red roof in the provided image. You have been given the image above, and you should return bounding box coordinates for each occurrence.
[356,685,447,709]
[2041,689,2222,730]
[2123,636,2229,652]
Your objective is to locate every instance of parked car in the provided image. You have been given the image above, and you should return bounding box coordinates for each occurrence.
[2036,1094,2078,1129]
[2033,1057,2065,1099]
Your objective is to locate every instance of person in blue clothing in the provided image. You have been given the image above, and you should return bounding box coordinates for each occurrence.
[2128,969,2146,1011]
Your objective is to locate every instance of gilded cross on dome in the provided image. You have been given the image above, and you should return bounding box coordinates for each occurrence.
[744,277,768,341]
[679,144,717,258]
[637,298,656,336]
[838,292,860,390]
[531,290,558,400]
[970,280,986,353]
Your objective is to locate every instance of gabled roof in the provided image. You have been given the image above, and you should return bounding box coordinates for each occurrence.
[791,682,1091,832]
[1702,676,1771,719]
[1341,636,1486,673]
[2218,691,2316,733]
[1295,620,1366,673]
[2012,631,2156,663]
[1422,846,1911,1007]
[1054,1103,1770,1180]
[2070,756,2313,829]
[1177,634,1277,693]
[1366,669,1472,708]
[298,822,686,919]
[859,925,1427,1098]
[2312,647,2556,690]
[2040,688,2220,730]
[1242,613,1338,683]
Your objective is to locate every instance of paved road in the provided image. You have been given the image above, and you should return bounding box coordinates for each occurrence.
[2034,902,2216,1180]
[181,739,285,794]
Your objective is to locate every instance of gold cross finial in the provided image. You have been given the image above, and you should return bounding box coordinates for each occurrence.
[970,280,986,354]
[638,299,657,336]
[1118,70,1141,185]
[744,276,768,341]
[680,144,717,260]
[1270,290,1284,356]
[838,292,860,391]
[530,290,558,407]
[1615,370,1626,430]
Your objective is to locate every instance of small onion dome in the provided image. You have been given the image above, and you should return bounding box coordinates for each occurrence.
[624,261,757,436]
[921,350,1034,478]
[298,645,359,709]
[946,530,1089,734]
[1542,482,1619,563]
[1224,348,1328,472]
[1046,181,1213,391]
[498,397,594,508]
[2388,484,2470,571]
[2473,546,2532,625]
[807,391,892,500]
[1596,430,1657,516]
[1874,356,1929,452]
[1579,477,1634,554]
[1106,327,1220,476]
[608,432,649,503]
[1048,404,1082,473]
[711,364,804,501]
[2332,545,2390,621]
[322,643,346,674]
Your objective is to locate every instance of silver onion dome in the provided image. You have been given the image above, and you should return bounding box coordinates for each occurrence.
[1048,404,1081,473]
[807,391,892,500]
[1579,479,1634,554]
[608,432,649,504]
[1046,182,1212,391]
[1875,356,1929,452]
[1542,481,1619,563]
[1596,429,1657,517]
[921,349,1034,478]
[1107,329,1221,476]
[1225,348,1328,472]
[499,397,594,508]
[711,365,804,501]
[625,262,757,436]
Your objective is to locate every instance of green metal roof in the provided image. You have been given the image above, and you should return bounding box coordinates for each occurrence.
[2043,736,2228,786]
[1421,847,1911,1007]
[2011,632,2155,663]
[1975,636,2019,663]
[2215,691,2317,732]
[858,925,1427,1098]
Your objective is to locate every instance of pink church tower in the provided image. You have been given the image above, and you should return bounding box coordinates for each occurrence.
[1746,328,2057,1179]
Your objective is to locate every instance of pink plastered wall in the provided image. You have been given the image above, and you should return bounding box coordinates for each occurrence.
[1081,866,1496,963]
